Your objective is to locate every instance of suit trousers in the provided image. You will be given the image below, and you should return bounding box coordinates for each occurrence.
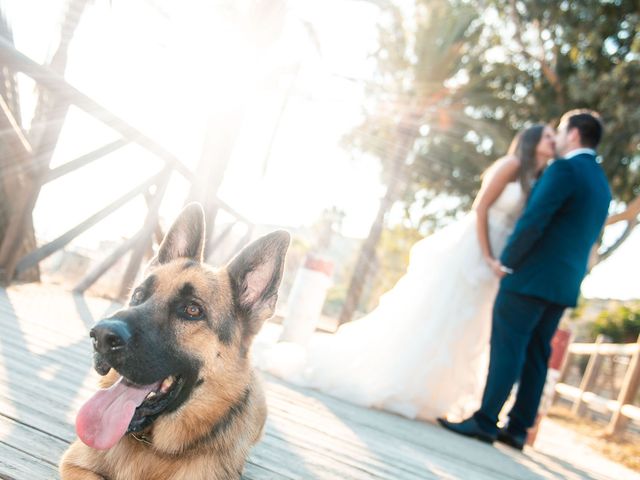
[473,289,565,436]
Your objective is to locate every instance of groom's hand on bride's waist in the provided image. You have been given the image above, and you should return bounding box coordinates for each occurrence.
[499,265,514,275]
[487,258,510,278]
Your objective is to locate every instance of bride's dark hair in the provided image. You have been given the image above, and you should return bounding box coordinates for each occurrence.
[507,124,546,196]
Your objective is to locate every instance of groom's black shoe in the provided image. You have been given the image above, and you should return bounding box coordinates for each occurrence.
[437,417,496,444]
[496,427,526,451]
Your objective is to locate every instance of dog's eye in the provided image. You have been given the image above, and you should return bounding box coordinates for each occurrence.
[183,303,203,319]
[131,289,145,304]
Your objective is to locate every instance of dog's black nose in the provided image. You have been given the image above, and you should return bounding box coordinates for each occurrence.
[90,319,132,354]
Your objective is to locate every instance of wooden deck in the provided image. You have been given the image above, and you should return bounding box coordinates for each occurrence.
[0,284,638,480]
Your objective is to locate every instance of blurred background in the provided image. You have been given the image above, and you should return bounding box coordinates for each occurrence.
[0,0,638,466]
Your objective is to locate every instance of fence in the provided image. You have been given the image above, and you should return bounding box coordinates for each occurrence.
[554,333,640,437]
[0,37,253,298]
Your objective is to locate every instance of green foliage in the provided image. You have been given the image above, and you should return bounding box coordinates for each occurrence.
[348,0,640,219]
[338,0,640,316]
[591,303,640,343]
[343,0,489,195]
[464,0,640,204]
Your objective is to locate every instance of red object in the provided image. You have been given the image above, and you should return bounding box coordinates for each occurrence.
[303,255,334,276]
[549,329,572,370]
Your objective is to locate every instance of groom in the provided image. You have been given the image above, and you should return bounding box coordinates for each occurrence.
[438,110,611,449]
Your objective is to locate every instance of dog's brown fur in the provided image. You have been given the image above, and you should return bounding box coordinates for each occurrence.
[60,204,290,480]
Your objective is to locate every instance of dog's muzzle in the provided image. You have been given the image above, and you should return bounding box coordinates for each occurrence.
[90,318,133,376]
[90,319,132,355]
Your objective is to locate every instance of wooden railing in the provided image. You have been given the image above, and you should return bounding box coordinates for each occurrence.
[554,334,640,437]
[0,37,253,298]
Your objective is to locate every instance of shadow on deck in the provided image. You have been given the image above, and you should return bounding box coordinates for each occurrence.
[0,284,636,480]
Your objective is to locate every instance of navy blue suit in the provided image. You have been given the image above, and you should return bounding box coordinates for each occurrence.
[473,152,611,436]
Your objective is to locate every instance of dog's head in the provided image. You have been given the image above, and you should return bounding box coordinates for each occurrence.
[76,204,290,451]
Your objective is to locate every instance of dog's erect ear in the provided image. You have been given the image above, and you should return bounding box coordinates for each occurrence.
[155,203,206,265]
[227,230,290,335]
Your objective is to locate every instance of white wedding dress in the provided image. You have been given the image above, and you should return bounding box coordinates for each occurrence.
[255,182,526,420]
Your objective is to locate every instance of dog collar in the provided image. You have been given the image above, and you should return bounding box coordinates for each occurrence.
[130,432,153,446]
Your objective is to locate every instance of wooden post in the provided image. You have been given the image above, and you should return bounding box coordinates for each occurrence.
[117,167,172,299]
[0,168,45,282]
[605,334,640,437]
[572,334,605,416]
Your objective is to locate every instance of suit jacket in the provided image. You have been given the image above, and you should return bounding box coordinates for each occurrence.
[500,153,611,307]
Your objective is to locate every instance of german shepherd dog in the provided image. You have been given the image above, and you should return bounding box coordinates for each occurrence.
[60,204,290,479]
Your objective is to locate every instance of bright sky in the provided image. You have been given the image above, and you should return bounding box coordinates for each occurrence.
[4,0,638,300]
[7,0,384,238]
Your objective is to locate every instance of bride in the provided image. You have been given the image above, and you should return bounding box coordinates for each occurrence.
[256,124,556,421]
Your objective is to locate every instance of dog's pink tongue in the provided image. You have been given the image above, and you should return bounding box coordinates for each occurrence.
[76,377,159,450]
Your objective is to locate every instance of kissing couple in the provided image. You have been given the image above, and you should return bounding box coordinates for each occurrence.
[258,109,611,451]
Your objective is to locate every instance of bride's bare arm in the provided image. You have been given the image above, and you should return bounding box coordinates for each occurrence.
[472,156,520,273]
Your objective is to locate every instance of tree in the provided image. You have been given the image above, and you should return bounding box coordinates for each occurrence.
[591,303,640,343]
[341,0,640,321]
[339,0,484,323]
[363,223,424,312]
[462,0,640,263]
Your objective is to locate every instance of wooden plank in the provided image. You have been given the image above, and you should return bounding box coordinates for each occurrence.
[264,393,434,473]
[0,393,74,443]
[0,337,91,378]
[606,334,640,436]
[2,318,502,478]
[0,332,510,479]
[262,381,503,478]
[0,390,291,480]
[0,365,411,480]
[0,36,194,183]
[572,335,605,416]
[569,342,640,356]
[0,355,94,412]
[1,336,400,479]
[263,385,514,480]
[3,285,640,480]
[0,441,58,480]
[43,139,130,184]
[0,296,107,337]
[620,403,640,422]
[0,414,68,466]
[254,432,393,480]
[0,417,284,480]
[242,460,292,480]
[263,407,431,479]
[1,350,467,479]
[555,383,620,414]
